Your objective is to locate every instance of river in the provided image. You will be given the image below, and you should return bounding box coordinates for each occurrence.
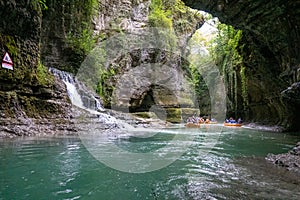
[0,125,299,200]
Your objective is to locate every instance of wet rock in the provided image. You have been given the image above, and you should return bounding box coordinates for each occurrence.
[290,142,300,155]
[281,82,300,104]
[0,105,171,138]
[281,82,300,131]
[266,142,300,175]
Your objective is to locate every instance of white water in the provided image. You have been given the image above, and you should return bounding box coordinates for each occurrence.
[49,68,118,124]
[49,68,102,110]
[64,80,85,109]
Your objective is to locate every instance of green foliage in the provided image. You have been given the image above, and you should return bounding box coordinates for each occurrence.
[149,0,173,29]
[96,68,116,107]
[76,45,114,107]
[187,30,215,96]
[0,35,18,56]
[148,0,177,50]
[77,46,105,90]
[208,22,249,113]
[209,24,243,75]
[66,0,98,30]
[148,0,202,50]
[32,0,48,11]
[66,24,96,54]
[240,65,248,109]
[167,0,202,34]
[65,0,99,56]
[37,61,54,86]
[38,0,48,10]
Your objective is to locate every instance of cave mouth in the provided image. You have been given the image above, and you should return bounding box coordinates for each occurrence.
[129,89,155,113]
[129,85,180,121]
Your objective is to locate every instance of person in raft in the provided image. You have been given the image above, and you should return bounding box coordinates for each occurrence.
[225,117,242,124]
[187,116,197,123]
[237,118,243,124]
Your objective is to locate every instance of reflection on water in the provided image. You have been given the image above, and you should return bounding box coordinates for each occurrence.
[53,139,81,198]
[0,126,300,199]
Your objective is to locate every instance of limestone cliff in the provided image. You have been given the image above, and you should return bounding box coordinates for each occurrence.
[0,0,203,125]
[0,0,71,121]
[2,0,299,130]
[183,0,300,131]
[87,0,204,123]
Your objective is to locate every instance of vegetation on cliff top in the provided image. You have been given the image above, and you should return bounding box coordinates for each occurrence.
[148,0,202,49]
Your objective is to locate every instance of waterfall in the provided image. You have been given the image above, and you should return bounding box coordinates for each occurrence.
[64,79,85,109]
[49,68,104,111]
[48,68,135,129]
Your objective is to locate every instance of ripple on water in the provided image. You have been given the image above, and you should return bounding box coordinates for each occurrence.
[0,128,300,200]
[202,156,300,200]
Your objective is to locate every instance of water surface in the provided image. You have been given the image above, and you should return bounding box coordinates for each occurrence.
[0,125,299,200]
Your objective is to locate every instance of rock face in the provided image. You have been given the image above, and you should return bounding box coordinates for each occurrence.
[7,0,300,129]
[93,0,150,34]
[0,1,71,121]
[75,0,204,123]
[41,0,96,73]
[266,142,300,174]
[109,54,196,123]
[183,0,300,131]
[1,0,203,126]
[40,0,152,73]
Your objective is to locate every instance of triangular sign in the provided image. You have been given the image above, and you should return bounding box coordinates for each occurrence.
[2,52,13,64]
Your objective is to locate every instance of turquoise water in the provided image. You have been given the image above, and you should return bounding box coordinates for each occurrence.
[0,125,300,200]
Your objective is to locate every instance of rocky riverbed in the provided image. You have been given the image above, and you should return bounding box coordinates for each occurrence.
[1,109,300,176]
[0,107,170,138]
[266,142,300,175]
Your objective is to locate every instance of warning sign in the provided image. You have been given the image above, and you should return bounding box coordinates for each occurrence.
[2,52,13,70]
[3,52,13,64]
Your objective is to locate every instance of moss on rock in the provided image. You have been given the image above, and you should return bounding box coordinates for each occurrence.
[132,112,158,119]
[165,108,182,123]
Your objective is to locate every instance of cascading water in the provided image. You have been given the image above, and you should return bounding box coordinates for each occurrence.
[49,68,118,124]
[64,80,84,109]
[49,67,103,111]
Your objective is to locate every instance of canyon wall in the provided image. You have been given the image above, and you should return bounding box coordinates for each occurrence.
[1,0,203,123]
[0,0,71,121]
[2,0,299,130]
[183,0,300,130]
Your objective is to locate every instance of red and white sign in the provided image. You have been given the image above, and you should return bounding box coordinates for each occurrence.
[2,52,13,70]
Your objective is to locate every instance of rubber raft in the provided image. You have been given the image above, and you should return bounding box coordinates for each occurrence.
[223,123,242,127]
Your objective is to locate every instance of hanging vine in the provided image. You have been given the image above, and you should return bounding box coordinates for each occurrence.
[209,22,246,117]
[240,65,249,110]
